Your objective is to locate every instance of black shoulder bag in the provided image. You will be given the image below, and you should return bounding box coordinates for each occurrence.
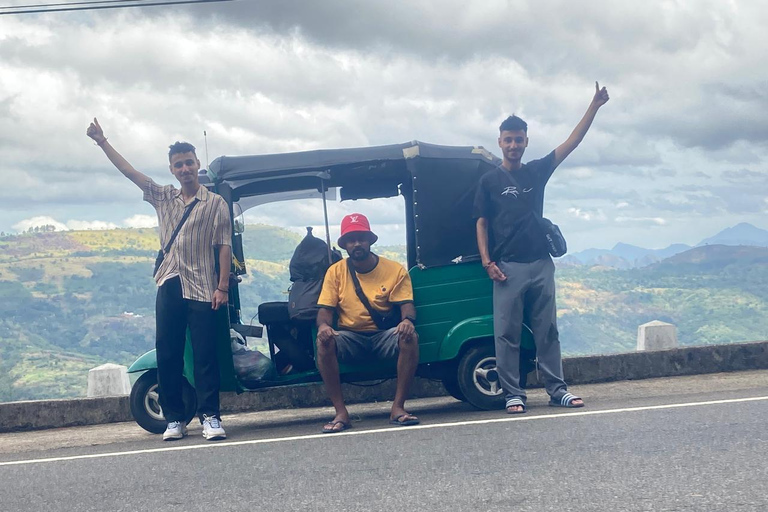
[346,259,402,330]
[535,212,567,258]
[153,198,199,277]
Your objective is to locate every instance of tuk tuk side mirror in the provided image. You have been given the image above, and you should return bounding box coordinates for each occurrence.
[234,218,245,235]
[233,202,245,235]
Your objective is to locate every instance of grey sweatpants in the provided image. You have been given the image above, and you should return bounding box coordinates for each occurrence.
[493,258,568,402]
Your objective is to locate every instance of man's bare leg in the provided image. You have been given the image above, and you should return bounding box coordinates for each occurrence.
[390,334,419,422]
[316,336,350,431]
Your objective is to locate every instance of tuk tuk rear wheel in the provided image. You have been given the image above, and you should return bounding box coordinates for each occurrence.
[129,370,197,434]
[456,342,505,411]
[441,374,466,402]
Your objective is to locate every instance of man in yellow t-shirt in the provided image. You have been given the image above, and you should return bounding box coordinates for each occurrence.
[316,213,419,433]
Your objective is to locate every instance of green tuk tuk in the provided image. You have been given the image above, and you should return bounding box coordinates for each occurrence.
[127,141,535,433]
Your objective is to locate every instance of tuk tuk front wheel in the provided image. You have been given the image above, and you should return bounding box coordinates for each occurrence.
[456,342,505,411]
[129,370,197,434]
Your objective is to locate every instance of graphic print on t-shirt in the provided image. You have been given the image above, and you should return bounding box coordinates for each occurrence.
[502,186,519,197]
[501,185,534,199]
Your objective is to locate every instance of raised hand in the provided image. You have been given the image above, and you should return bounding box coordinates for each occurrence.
[593,81,610,108]
[86,118,106,144]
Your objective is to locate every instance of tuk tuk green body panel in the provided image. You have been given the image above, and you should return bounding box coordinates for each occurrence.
[411,261,534,362]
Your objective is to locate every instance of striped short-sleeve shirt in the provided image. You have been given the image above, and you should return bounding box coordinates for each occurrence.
[144,178,232,303]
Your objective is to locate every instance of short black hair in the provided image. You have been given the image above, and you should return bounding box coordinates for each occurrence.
[499,115,528,133]
[168,141,196,162]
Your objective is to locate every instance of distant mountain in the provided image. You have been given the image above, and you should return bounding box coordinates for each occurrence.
[696,223,768,248]
[567,222,768,269]
[567,242,692,268]
[652,244,768,272]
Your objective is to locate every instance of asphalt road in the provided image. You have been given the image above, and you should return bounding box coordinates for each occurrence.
[1,371,767,512]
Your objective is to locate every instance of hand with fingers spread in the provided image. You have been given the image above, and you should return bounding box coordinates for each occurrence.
[592,81,610,108]
[86,117,107,145]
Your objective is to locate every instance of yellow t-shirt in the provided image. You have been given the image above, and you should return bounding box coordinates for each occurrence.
[318,257,414,331]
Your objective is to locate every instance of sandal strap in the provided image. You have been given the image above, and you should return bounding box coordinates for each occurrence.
[558,392,580,406]
[506,397,525,408]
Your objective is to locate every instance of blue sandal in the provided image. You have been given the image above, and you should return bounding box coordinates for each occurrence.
[549,392,584,408]
[506,397,527,414]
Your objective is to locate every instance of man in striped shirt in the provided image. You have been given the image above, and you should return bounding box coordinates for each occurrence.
[87,118,231,441]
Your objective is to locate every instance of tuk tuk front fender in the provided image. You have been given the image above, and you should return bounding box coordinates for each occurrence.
[127,350,157,374]
[438,315,494,361]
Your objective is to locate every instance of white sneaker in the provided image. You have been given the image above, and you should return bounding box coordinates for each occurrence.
[162,421,188,441]
[202,415,226,440]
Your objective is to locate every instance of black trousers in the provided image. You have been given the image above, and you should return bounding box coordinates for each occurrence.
[156,277,220,422]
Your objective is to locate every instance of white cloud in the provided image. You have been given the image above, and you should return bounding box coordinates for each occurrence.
[66,220,119,230]
[123,214,158,229]
[560,167,594,179]
[567,208,606,222]
[615,216,667,226]
[12,216,68,232]
[11,216,123,232]
[2,1,768,252]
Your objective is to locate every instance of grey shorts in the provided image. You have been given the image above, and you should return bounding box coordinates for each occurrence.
[334,328,400,364]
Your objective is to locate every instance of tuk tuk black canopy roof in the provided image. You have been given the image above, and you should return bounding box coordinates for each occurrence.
[208,141,499,190]
[208,141,502,269]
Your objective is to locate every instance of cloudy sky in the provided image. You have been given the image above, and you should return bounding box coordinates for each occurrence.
[1,0,766,251]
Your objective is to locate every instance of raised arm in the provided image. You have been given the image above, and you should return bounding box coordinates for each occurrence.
[86,118,151,191]
[553,82,610,168]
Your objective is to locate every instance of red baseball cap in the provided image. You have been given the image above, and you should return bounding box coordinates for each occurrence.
[338,213,378,246]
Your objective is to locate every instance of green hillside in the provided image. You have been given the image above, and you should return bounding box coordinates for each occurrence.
[1,229,767,402]
[0,225,298,402]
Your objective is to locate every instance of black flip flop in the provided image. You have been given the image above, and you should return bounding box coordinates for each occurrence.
[321,420,352,434]
[389,414,420,426]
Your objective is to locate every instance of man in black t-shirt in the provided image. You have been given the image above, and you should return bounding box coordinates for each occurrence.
[474,82,610,414]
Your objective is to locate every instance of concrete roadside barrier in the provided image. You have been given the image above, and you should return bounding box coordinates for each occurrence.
[1,340,767,433]
[637,320,678,351]
[87,363,131,398]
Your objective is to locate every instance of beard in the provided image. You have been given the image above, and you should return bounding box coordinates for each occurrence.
[348,247,369,261]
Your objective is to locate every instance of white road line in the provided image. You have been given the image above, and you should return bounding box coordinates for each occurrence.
[2,395,767,467]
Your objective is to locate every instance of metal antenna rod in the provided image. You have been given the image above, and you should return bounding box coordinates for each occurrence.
[320,177,333,264]
[203,130,210,170]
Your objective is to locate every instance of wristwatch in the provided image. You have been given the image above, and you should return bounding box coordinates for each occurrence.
[403,315,416,324]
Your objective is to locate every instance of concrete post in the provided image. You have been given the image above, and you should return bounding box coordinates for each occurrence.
[637,320,678,351]
[87,363,131,397]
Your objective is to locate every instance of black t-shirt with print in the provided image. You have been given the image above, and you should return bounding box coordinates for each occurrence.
[473,151,558,263]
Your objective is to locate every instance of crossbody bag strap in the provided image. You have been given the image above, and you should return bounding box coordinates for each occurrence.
[346,258,386,329]
[163,198,199,254]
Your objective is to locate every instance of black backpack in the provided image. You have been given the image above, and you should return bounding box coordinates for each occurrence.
[288,227,341,321]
